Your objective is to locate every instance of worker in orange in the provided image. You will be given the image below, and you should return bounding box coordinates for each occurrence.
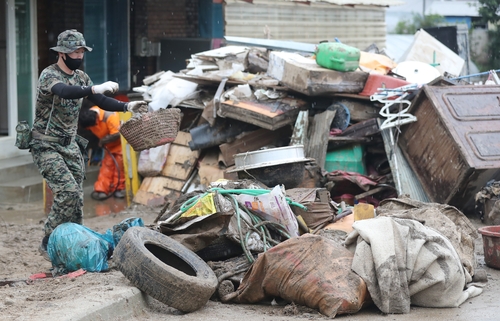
[79,102,126,200]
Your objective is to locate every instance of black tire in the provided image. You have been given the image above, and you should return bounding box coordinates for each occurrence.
[113,226,218,313]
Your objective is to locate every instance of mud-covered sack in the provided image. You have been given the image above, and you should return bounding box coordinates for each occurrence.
[47,222,114,273]
[112,217,144,246]
[233,234,371,317]
[15,120,32,150]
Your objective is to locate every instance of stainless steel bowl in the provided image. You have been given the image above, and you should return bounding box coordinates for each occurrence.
[227,145,312,189]
[228,145,310,172]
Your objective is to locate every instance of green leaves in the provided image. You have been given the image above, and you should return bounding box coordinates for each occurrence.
[478,0,500,24]
[394,13,445,35]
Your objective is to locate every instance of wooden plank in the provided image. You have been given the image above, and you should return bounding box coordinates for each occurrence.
[162,177,185,191]
[218,97,305,130]
[138,176,185,194]
[219,126,291,166]
[173,131,193,146]
[341,118,379,137]
[333,99,380,122]
[267,51,369,96]
[138,176,168,194]
[306,109,336,169]
[160,144,199,179]
[133,189,167,207]
[289,110,309,147]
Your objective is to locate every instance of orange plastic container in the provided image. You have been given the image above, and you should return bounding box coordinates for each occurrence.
[359,73,410,97]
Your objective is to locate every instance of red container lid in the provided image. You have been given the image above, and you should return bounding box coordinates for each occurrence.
[359,73,410,97]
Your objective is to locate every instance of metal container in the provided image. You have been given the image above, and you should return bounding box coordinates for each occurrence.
[228,145,311,189]
[231,145,309,171]
[399,85,500,213]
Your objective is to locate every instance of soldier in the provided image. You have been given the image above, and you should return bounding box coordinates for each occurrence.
[30,29,148,261]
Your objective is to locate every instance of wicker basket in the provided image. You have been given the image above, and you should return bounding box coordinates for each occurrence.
[120,107,181,151]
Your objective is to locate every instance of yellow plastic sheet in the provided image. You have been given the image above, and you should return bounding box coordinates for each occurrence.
[181,193,217,218]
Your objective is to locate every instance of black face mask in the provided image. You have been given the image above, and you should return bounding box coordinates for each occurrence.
[63,53,83,71]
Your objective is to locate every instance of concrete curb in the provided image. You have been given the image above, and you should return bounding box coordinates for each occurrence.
[72,287,149,321]
[22,282,150,321]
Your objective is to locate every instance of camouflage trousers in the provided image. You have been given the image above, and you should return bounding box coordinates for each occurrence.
[31,139,85,236]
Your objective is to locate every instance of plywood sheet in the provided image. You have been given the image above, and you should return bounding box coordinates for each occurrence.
[161,132,200,179]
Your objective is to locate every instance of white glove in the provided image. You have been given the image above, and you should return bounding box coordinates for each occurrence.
[126,101,149,114]
[92,81,119,95]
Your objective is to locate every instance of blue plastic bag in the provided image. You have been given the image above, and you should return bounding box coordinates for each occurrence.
[47,223,114,273]
[112,217,144,246]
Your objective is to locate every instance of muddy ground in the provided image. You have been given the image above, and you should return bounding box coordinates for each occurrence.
[1,201,499,321]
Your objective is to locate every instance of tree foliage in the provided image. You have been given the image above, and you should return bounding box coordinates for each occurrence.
[477,0,500,70]
[478,0,500,25]
[394,13,445,34]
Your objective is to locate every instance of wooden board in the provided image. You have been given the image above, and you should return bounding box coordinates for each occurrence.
[267,51,368,96]
[161,144,199,179]
[160,132,200,179]
[219,127,292,166]
[306,109,336,169]
[219,97,307,130]
[133,189,181,207]
[133,176,185,206]
[134,131,199,207]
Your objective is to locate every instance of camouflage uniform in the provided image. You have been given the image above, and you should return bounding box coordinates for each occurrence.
[31,31,93,237]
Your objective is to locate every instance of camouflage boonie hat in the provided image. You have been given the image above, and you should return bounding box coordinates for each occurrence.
[50,29,93,53]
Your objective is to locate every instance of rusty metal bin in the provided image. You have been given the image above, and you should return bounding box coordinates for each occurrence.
[399,85,500,214]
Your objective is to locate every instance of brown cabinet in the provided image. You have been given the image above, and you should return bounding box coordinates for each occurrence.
[399,85,500,214]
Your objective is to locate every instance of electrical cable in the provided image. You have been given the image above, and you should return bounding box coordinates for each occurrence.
[174,187,302,263]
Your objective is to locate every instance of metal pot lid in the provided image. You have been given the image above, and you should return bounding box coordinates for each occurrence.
[227,145,313,173]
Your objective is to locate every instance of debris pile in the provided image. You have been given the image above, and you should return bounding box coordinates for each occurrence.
[111,30,498,316]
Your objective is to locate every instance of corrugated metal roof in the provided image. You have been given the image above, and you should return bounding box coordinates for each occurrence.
[426,1,480,17]
[282,0,405,6]
[385,34,415,62]
[242,0,405,7]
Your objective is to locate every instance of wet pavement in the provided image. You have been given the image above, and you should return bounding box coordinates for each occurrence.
[0,184,127,225]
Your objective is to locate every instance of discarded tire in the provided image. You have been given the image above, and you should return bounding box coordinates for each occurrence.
[114,227,218,312]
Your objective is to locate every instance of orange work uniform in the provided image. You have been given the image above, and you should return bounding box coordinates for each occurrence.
[87,106,125,195]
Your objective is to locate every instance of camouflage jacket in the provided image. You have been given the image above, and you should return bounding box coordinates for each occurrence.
[32,64,93,138]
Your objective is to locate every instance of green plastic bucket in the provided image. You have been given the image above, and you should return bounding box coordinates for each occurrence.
[325,144,366,174]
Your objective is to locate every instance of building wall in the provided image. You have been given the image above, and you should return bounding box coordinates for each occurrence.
[131,0,199,86]
[37,0,84,75]
[225,0,387,50]
[36,0,199,88]
[470,28,489,66]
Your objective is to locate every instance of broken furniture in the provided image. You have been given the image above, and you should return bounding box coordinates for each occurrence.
[133,131,200,206]
[399,85,500,214]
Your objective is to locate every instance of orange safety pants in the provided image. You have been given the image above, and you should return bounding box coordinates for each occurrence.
[94,151,125,195]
